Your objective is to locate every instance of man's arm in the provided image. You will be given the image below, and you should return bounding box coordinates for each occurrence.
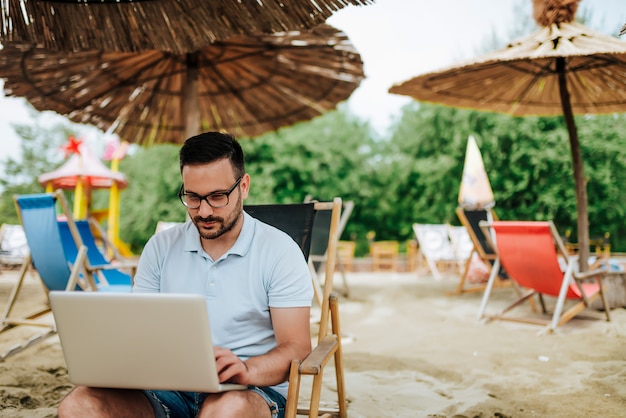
[215,306,312,386]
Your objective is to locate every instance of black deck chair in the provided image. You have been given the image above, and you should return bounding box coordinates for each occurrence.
[454,207,510,294]
[246,199,348,417]
[244,203,315,261]
[305,199,354,303]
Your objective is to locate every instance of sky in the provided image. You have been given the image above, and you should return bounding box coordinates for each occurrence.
[326,0,626,132]
[0,0,625,167]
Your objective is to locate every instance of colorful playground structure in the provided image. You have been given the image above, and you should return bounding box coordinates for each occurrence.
[37,136,133,256]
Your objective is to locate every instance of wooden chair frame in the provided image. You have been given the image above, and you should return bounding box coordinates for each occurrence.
[454,207,511,294]
[1,190,95,360]
[305,199,354,305]
[447,225,474,272]
[285,198,346,418]
[57,218,137,288]
[369,240,399,272]
[2,190,133,360]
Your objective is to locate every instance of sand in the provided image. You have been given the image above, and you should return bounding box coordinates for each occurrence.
[0,269,625,418]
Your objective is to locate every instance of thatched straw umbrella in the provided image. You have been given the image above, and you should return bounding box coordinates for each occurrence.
[0,0,373,54]
[0,24,365,146]
[390,0,626,271]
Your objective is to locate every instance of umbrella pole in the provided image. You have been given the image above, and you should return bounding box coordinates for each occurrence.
[557,57,589,272]
[184,52,201,139]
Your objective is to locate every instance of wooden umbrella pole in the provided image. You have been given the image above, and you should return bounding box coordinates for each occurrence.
[184,52,201,140]
[557,57,589,272]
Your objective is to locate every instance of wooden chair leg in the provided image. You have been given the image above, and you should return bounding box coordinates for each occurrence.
[596,277,611,321]
[537,293,547,314]
[1,254,31,330]
[330,294,347,418]
[309,372,325,418]
[454,249,475,294]
[285,360,301,418]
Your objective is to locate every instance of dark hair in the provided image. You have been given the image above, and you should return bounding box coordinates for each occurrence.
[179,131,245,178]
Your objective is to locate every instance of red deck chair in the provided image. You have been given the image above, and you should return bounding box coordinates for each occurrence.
[477,221,610,332]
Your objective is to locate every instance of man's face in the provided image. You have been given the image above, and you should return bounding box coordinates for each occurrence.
[181,159,249,241]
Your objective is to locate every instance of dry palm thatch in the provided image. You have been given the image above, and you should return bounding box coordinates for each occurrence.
[0,24,365,146]
[531,0,578,27]
[389,0,626,271]
[0,0,373,54]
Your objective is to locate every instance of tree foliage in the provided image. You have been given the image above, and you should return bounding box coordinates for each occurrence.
[0,114,74,223]
[387,103,626,250]
[116,144,183,252]
[2,103,626,256]
[241,107,378,254]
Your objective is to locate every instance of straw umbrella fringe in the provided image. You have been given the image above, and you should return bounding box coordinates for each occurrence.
[0,0,373,54]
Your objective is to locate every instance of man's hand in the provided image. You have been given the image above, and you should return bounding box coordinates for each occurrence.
[214,346,249,385]
[213,307,312,388]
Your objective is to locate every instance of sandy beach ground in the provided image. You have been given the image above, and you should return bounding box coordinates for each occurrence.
[0,268,624,418]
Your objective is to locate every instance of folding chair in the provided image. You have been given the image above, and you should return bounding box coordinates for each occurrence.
[85,216,139,265]
[1,191,131,360]
[285,197,346,418]
[369,240,399,272]
[336,241,356,272]
[1,191,93,360]
[454,207,510,294]
[448,225,474,273]
[477,220,611,333]
[412,223,457,279]
[244,203,315,261]
[57,219,135,291]
[306,200,354,303]
[246,199,347,417]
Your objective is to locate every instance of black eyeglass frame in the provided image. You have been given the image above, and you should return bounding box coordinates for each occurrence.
[178,177,243,209]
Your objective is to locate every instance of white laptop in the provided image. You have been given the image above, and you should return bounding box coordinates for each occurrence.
[49,291,247,392]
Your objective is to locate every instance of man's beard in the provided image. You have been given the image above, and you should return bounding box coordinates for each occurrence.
[192,193,242,240]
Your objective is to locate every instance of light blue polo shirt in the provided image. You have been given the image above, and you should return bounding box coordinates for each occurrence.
[133,211,313,397]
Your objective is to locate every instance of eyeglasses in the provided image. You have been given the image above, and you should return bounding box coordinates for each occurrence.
[178,177,242,209]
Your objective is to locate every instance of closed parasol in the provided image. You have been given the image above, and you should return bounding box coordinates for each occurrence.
[458,136,495,211]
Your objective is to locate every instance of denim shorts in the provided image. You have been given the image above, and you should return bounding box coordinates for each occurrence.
[144,386,286,418]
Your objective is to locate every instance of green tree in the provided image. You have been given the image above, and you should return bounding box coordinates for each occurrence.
[241,107,378,253]
[0,115,75,223]
[117,144,183,252]
[387,102,626,251]
[4,103,626,256]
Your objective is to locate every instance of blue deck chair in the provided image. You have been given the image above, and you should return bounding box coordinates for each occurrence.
[1,191,91,359]
[57,219,134,292]
[1,190,128,360]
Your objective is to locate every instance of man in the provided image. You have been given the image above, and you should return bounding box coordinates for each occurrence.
[58,132,314,418]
